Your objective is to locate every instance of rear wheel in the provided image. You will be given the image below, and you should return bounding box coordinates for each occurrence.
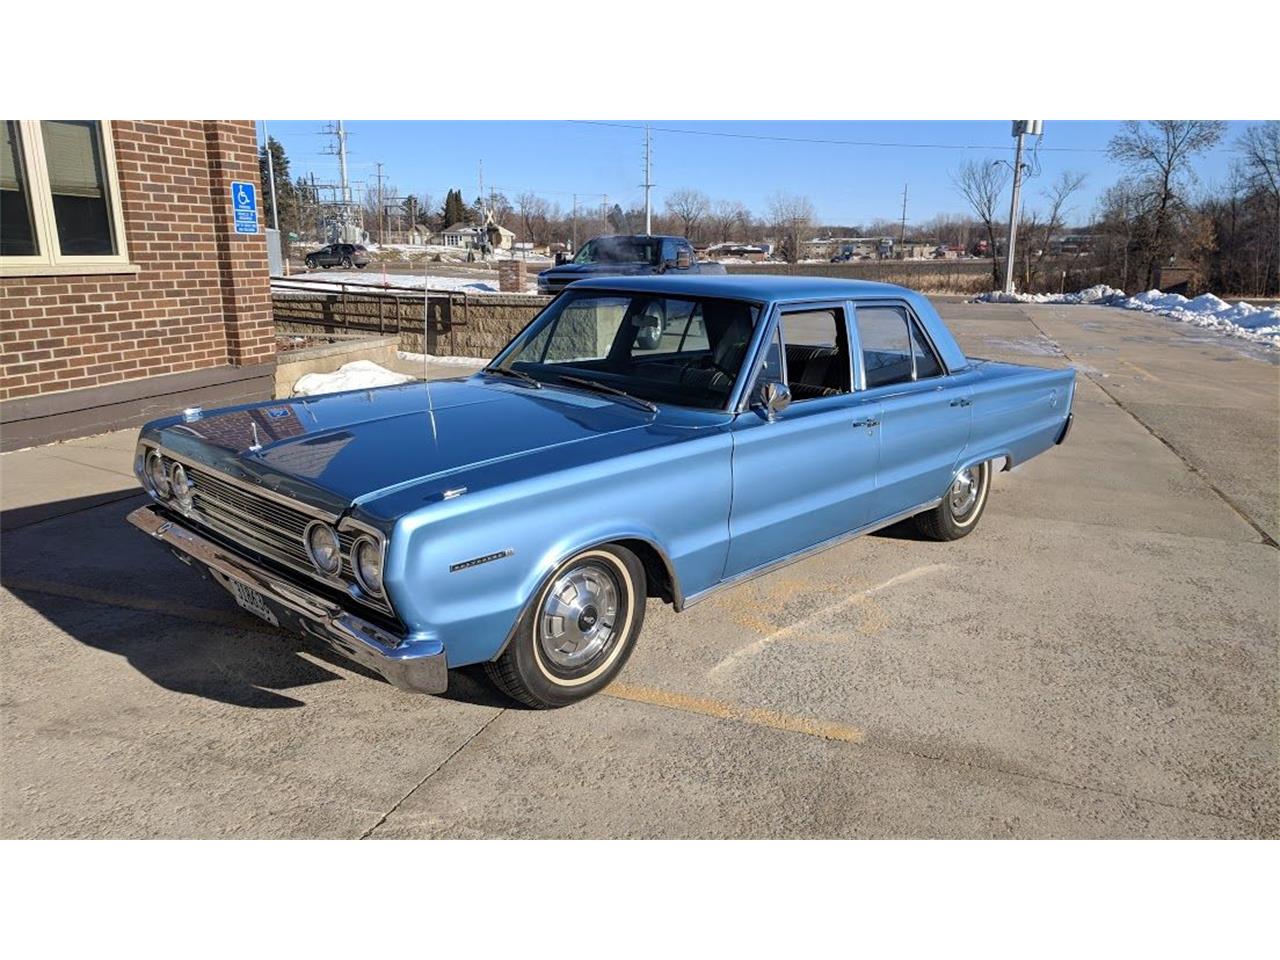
[914,460,992,541]
[486,544,646,708]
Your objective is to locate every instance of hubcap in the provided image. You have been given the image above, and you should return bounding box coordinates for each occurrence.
[950,466,979,516]
[539,562,620,670]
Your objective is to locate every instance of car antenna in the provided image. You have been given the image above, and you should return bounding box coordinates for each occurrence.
[422,264,434,414]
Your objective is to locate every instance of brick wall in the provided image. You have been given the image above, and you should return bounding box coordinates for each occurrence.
[0,120,274,403]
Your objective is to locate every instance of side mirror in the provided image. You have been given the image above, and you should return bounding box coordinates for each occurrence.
[675,249,692,269]
[754,380,792,420]
[555,252,571,266]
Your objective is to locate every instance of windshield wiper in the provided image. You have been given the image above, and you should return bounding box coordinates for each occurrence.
[553,375,659,413]
[482,365,541,389]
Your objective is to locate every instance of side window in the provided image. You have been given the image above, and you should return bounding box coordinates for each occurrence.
[778,308,852,401]
[660,238,679,264]
[856,305,913,388]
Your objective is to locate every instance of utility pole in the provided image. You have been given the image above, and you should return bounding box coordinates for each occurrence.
[642,124,653,236]
[572,193,579,251]
[373,161,387,244]
[899,183,908,246]
[478,160,484,218]
[262,121,279,232]
[1003,121,1041,294]
[601,194,608,232]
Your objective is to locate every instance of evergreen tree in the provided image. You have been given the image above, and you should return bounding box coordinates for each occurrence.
[440,189,469,227]
[257,137,298,233]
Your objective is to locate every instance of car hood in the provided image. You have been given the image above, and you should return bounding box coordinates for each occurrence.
[539,262,653,279]
[141,377,659,516]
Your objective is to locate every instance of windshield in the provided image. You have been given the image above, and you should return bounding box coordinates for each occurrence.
[493,291,761,410]
[572,237,662,266]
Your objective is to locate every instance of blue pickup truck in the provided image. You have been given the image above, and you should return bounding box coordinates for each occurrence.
[537,234,727,294]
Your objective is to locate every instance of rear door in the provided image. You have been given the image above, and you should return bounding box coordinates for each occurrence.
[852,301,972,521]
[725,302,880,577]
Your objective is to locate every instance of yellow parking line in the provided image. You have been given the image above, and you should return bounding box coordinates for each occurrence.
[7,578,867,745]
[604,681,865,744]
[1122,360,1162,382]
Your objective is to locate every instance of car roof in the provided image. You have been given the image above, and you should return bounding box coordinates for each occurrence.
[565,273,915,303]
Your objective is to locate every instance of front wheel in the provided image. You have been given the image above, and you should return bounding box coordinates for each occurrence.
[914,460,992,541]
[305,258,317,270]
[341,256,353,268]
[486,544,646,708]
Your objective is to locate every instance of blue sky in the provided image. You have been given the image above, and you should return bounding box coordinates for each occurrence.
[264,120,1252,227]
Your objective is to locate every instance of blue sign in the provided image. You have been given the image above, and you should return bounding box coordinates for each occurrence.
[231,180,259,235]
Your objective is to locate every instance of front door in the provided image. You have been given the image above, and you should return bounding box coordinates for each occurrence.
[725,303,881,578]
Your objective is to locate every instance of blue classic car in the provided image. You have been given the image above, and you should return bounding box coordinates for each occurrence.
[129,276,1075,707]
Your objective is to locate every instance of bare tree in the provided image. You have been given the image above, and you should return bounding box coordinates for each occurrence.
[706,199,750,244]
[765,192,816,263]
[953,160,1010,286]
[665,188,710,240]
[1108,120,1226,287]
[1026,170,1087,288]
[517,192,551,247]
[1237,121,1280,294]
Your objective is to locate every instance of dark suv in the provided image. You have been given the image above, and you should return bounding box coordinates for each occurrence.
[304,243,370,270]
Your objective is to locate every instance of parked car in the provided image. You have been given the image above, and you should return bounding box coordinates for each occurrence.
[304,243,370,270]
[128,276,1075,708]
[537,234,726,294]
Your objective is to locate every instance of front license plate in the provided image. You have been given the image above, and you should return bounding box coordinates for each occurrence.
[228,579,279,627]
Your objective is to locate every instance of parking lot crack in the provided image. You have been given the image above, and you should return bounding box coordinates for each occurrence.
[1020,310,1278,549]
[358,709,504,839]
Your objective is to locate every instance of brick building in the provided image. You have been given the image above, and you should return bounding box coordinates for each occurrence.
[0,120,275,450]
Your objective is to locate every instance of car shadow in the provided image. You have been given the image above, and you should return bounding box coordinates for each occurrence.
[2,491,531,711]
[869,518,934,542]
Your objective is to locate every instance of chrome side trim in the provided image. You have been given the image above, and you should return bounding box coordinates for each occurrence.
[678,498,943,610]
[127,505,446,695]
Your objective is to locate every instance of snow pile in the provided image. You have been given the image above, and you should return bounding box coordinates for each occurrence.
[974,287,1279,347]
[397,351,487,368]
[285,272,499,293]
[291,360,413,397]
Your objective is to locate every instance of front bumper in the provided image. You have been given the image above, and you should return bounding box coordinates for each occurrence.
[127,505,448,695]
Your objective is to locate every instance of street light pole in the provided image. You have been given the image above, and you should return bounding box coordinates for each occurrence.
[1003,121,1041,294]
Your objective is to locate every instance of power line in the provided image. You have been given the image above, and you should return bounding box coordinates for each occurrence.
[568,119,1110,154]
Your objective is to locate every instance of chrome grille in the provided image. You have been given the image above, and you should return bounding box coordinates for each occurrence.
[176,462,390,615]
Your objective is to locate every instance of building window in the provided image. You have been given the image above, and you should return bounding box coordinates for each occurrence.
[0,120,130,275]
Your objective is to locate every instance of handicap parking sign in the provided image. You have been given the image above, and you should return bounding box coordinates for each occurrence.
[231,180,259,235]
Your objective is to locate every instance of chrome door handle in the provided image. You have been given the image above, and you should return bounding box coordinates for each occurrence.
[852,418,879,429]
[949,397,972,407]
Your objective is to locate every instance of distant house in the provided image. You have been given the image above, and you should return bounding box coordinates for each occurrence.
[705,242,769,261]
[435,220,516,251]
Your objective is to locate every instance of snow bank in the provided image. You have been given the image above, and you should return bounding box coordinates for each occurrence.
[397,351,487,368]
[291,360,414,397]
[973,286,1279,348]
[287,272,499,293]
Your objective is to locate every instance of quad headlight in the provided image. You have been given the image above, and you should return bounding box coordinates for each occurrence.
[146,450,171,498]
[353,535,385,596]
[305,521,343,578]
[170,462,193,512]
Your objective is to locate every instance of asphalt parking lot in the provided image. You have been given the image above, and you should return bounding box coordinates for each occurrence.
[2,300,1276,838]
